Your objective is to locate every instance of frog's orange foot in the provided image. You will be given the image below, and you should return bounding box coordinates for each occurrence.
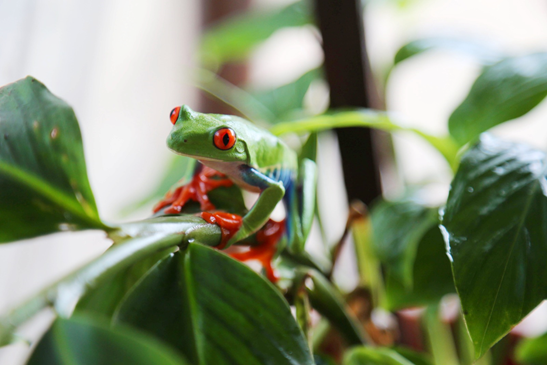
[200,212,243,250]
[153,166,233,214]
[229,219,285,283]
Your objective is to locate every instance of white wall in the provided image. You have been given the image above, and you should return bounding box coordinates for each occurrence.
[0,0,198,363]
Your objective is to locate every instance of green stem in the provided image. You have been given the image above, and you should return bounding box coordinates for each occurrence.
[270,111,460,172]
[351,206,385,308]
[194,69,275,127]
[0,217,221,346]
[424,305,459,365]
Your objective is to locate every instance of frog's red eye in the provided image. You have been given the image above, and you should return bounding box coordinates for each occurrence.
[170,106,181,125]
[213,128,236,150]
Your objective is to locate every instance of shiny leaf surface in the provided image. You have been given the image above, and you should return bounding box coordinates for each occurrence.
[27,315,188,365]
[0,76,106,243]
[74,247,175,319]
[115,243,314,365]
[0,216,221,346]
[441,135,547,358]
[371,198,438,287]
[449,53,547,145]
[383,225,455,310]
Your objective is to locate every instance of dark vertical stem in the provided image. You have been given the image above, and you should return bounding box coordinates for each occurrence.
[314,0,383,205]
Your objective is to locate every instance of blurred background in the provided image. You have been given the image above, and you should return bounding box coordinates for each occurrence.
[1,0,547,363]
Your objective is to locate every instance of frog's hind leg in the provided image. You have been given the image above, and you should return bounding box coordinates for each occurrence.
[229,219,285,282]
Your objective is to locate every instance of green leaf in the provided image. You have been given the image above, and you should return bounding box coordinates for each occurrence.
[200,0,312,67]
[0,76,107,243]
[27,315,189,365]
[394,37,504,66]
[383,225,455,310]
[441,135,547,358]
[370,198,438,287]
[305,269,367,346]
[515,332,547,365]
[449,52,547,146]
[114,243,314,365]
[343,346,414,365]
[0,215,221,346]
[74,247,175,319]
[253,68,321,122]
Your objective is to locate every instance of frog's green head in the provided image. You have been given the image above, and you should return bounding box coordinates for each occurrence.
[167,105,249,163]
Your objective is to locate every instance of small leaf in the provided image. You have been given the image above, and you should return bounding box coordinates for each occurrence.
[383,225,455,310]
[200,0,311,67]
[343,346,414,365]
[27,315,189,365]
[394,37,504,66]
[370,198,438,287]
[253,68,321,123]
[449,52,547,146]
[0,76,107,243]
[115,243,314,365]
[305,269,367,346]
[515,332,547,365]
[441,135,547,358]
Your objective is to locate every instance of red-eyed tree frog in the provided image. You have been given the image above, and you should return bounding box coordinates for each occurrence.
[155,105,317,253]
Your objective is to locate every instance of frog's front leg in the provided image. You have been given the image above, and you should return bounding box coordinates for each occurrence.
[226,165,285,247]
[153,162,233,214]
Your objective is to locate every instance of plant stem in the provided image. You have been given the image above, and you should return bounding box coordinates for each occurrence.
[270,111,460,172]
[424,305,459,365]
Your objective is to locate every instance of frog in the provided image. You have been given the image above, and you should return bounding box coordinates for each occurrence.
[155,105,317,254]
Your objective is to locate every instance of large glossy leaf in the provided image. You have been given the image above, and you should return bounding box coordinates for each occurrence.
[370,198,438,287]
[343,346,414,365]
[383,225,455,310]
[441,135,547,358]
[27,315,189,365]
[515,332,547,365]
[74,247,175,319]
[0,216,221,346]
[0,76,107,243]
[114,243,314,365]
[200,0,311,67]
[394,37,504,66]
[449,53,547,146]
